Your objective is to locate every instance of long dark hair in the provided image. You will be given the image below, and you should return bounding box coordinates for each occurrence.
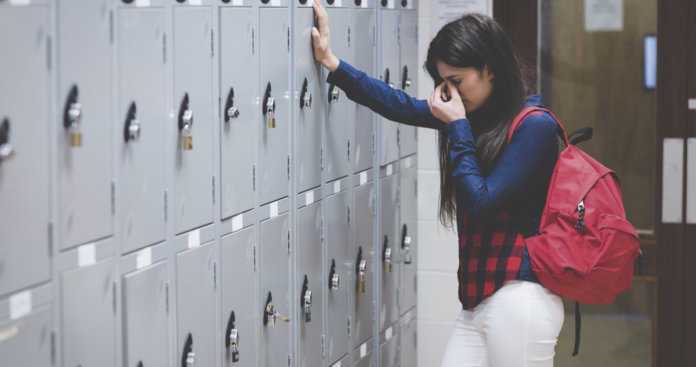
[424,14,530,228]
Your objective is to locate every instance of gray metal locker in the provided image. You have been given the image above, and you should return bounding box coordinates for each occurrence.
[259,213,291,367]
[353,337,374,367]
[398,9,418,158]
[172,6,214,234]
[324,6,352,182]
[297,202,323,367]
[351,7,376,174]
[57,0,113,249]
[122,261,169,367]
[259,7,291,205]
[61,260,116,367]
[378,7,400,166]
[380,326,399,367]
[0,308,52,367]
[294,4,323,194]
[399,159,417,314]
[380,173,399,331]
[176,241,216,367]
[0,6,51,297]
[326,190,351,364]
[220,7,258,220]
[353,182,375,348]
[399,311,417,367]
[117,6,167,253]
[221,227,258,367]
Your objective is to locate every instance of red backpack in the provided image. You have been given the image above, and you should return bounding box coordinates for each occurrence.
[508,106,641,354]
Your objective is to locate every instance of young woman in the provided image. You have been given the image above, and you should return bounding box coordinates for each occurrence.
[311,1,564,366]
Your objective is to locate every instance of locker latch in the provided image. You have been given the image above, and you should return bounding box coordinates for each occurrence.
[124,101,141,143]
[383,236,392,273]
[178,93,194,151]
[263,292,290,326]
[383,68,394,89]
[401,223,412,265]
[300,78,312,109]
[224,87,240,122]
[263,82,276,129]
[301,275,313,323]
[328,84,340,103]
[181,333,195,367]
[0,118,15,163]
[356,246,367,294]
[63,84,82,147]
[225,311,240,362]
[329,259,340,290]
[402,66,412,90]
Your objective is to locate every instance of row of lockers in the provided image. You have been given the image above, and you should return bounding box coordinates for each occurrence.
[0,0,420,366]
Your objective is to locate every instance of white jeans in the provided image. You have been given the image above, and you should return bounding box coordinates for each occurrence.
[440,280,564,367]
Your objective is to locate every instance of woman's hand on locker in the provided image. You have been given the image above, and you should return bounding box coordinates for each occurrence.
[311,0,340,72]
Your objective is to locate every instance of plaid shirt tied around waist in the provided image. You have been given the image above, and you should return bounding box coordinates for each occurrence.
[458,211,526,309]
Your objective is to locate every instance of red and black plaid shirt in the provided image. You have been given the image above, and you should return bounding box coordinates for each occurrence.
[458,211,526,309]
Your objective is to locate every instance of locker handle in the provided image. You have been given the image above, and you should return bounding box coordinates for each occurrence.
[301,275,313,322]
[402,66,411,90]
[0,118,15,162]
[356,246,367,293]
[124,101,141,143]
[262,83,276,129]
[224,87,240,122]
[329,259,340,290]
[402,223,412,265]
[63,84,82,147]
[328,84,340,103]
[225,311,240,362]
[181,333,194,367]
[401,0,408,7]
[178,93,194,151]
[300,78,312,109]
[383,68,394,89]
[355,0,362,6]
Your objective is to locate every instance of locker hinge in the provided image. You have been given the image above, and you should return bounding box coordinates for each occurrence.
[397,128,401,146]
[396,288,400,308]
[211,28,215,58]
[253,165,257,191]
[109,10,114,43]
[347,205,351,226]
[320,217,324,241]
[372,24,376,46]
[112,281,117,313]
[371,302,375,322]
[372,193,376,217]
[252,27,255,54]
[50,329,56,365]
[398,25,401,44]
[287,27,291,52]
[347,139,351,162]
[212,176,216,203]
[111,181,116,215]
[165,281,170,313]
[164,190,168,222]
[47,222,53,259]
[213,261,218,289]
[163,32,167,64]
[347,316,351,336]
[347,24,351,48]
[321,334,326,357]
[46,36,52,70]
[287,155,291,180]
[372,133,376,154]
[288,230,291,254]
[253,244,257,270]
[414,178,418,198]
[414,274,417,292]
[320,146,324,171]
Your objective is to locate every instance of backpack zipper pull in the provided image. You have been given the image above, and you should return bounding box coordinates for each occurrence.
[575,201,585,229]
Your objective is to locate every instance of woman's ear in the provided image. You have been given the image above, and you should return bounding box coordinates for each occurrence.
[483,65,495,80]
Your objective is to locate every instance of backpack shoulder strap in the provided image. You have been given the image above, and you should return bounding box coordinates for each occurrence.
[507,106,569,146]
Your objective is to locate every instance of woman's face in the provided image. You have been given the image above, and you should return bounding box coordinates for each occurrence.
[435,61,494,113]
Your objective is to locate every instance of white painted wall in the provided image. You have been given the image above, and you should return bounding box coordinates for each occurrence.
[415,1,493,365]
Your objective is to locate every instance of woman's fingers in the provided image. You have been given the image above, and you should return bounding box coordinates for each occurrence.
[313,0,329,35]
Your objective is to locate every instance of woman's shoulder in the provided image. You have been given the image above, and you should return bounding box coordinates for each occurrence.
[511,108,559,143]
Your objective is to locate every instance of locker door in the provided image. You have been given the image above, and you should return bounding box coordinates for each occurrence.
[297,202,323,367]
[0,7,51,297]
[0,308,52,366]
[57,0,113,249]
[172,6,214,234]
[61,260,116,367]
[400,314,417,367]
[380,174,399,330]
[221,227,258,367]
[378,9,400,166]
[176,242,216,367]
[354,349,373,367]
[259,213,291,367]
[220,7,258,219]
[380,330,399,367]
[326,191,350,363]
[294,4,323,194]
[353,182,375,347]
[399,161,417,313]
[351,9,376,174]
[122,261,169,367]
[398,10,418,157]
[325,8,352,182]
[259,8,291,205]
[117,6,167,253]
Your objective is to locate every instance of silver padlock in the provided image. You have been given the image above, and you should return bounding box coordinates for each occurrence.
[229,329,239,362]
[128,118,141,142]
[303,91,312,109]
[404,78,412,88]
[331,273,340,290]
[68,102,83,147]
[384,247,392,273]
[303,290,312,322]
[404,235,412,264]
[330,87,340,102]
[358,259,367,294]
[227,106,240,120]
[186,352,195,367]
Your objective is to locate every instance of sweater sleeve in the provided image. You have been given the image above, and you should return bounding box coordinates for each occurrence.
[444,112,558,224]
[326,60,445,130]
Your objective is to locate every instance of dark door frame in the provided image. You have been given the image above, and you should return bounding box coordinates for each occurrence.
[494,0,694,366]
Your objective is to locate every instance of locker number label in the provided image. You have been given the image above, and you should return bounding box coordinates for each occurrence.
[360,171,367,186]
[136,247,153,270]
[360,342,367,358]
[306,191,314,206]
[334,181,341,194]
[232,214,244,232]
[385,326,393,340]
[270,201,279,218]
[188,229,201,249]
[9,291,32,320]
[78,243,97,268]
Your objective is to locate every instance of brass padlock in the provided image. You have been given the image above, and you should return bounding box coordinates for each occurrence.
[182,132,193,151]
[384,247,392,273]
[71,130,82,148]
[181,107,193,151]
[68,102,82,148]
[358,259,367,294]
[266,97,276,129]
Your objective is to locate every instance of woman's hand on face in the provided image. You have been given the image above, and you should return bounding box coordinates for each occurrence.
[311,0,340,72]
[428,80,467,123]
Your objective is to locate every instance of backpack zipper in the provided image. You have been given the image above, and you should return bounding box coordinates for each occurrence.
[575,201,585,229]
